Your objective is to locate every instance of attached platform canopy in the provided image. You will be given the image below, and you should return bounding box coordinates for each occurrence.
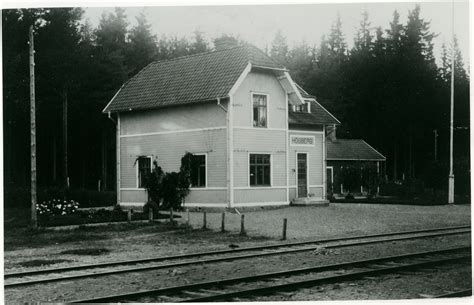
[327,139,386,161]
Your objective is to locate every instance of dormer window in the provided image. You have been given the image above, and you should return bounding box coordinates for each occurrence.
[294,101,311,113]
[252,93,268,128]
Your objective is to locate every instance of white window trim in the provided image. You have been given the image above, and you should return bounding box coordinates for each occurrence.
[295,152,309,198]
[250,92,270,129]
[326,166,334,184]
[292,100,311,113]
[248,152,272,187]
[136,156,153,189]
[190,153,208,188]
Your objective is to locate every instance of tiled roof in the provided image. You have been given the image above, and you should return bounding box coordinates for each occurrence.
[103,45,283,113]
[327,139,386,161]
[288,100,340,126]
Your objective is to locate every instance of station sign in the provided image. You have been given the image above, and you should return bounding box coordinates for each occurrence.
[290,135,315,147]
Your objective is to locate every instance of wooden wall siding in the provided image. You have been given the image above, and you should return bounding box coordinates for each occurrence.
[120,101,227,136]
[121,189,147,203]
[288,187,296,201]
[234,188,286,203]
[233,128,287,187]
[309,187,323,198]
[288,132,324,187]
[120,129,227,188]
[232,71,286,129]
[185,189,227,204]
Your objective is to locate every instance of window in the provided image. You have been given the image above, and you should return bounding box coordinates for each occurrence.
[249,154,271,186]
[137,157,151,188]
[294,101,310,113]
[191,155,206,187]
[252,94,267,127]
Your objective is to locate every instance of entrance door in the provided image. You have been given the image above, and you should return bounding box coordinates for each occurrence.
[326,166,334,194]
[297,153,308,197]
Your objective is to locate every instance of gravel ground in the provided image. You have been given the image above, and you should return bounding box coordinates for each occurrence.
[178,203,471,239]
[4,226,271,273]
[4,234,471,303]
[253,263,472,301]
[4,203,471,303]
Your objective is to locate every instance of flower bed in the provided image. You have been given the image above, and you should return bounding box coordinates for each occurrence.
[39,208,180,227]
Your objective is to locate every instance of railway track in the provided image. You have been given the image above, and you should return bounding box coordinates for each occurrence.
[4,225,470,288]
[70,246,471,303]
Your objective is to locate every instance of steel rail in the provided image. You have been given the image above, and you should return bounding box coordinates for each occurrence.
[183,256,471,302]
[4,228,471,288]
[434,289,472,298]
[69,246,471,303]
[5,224,470,279]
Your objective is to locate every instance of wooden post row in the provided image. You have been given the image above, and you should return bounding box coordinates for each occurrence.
[221,212,225,232]
[240,214,245,235]
[282,218,287,240]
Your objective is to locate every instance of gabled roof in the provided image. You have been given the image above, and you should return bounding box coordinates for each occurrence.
[295,83,315,99]
[288,100,340,126]
[327,139,386,161]
[103,45,284,113]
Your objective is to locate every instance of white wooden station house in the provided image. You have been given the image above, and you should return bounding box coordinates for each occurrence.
[103,44,340,208]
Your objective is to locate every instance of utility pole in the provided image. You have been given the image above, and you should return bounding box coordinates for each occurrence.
[29,25,37,228]
[433,129,438,162]
[448,0,455,204]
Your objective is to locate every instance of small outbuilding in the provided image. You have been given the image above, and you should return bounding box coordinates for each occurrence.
[326,133,386,196]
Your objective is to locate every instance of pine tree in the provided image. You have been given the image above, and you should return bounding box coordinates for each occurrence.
[270,30,289,66]
[128,12,157,76]
[328,13,347,60]
[190,30,210,54]
[287,40,314,87]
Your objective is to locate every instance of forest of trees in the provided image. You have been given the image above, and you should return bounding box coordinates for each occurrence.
[3,6,470,205]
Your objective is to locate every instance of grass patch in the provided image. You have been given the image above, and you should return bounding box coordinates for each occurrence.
[17,259,71,268]
[4,228,108,251]
[60,248,110,256]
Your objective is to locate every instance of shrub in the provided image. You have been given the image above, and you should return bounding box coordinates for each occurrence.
[142,152,194,211]
[37,199,79,218]
[143,200,160,215]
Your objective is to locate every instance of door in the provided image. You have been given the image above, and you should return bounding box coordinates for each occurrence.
[297,153,308,197]
[326,166,334,194]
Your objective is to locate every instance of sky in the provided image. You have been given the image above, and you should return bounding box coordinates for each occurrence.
[79,1,471,68]
[0,0,470,67]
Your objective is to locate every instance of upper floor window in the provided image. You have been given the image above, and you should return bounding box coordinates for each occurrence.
[191,154,206,187]
[137,156,152,188]
[252,93,268,128]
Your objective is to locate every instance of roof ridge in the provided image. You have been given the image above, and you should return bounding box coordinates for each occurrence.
[147,45,247,66]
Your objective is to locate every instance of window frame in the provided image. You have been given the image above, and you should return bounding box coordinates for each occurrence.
[293,100,311,113]
[251,92,269,128]
[295,151,310,198]
[248,153,272,187]
[136,156,153,189]
[190,153,207,188]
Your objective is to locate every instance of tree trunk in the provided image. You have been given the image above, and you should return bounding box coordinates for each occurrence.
[52,135,57,183]
[392,142,398,180]
[101,129,108,191]
[63,88,68,189]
